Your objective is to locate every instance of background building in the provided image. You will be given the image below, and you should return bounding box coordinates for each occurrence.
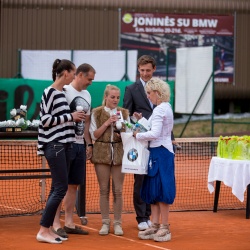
[0,0,249,114]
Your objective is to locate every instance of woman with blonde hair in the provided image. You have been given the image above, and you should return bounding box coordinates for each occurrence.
[133,77,176,242]
[89,84,129,236]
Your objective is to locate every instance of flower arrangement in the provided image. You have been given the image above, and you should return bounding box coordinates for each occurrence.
[0,105,39,132]
[10,105,27,120]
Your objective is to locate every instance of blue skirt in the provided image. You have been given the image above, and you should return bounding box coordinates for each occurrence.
[141,146,176,204]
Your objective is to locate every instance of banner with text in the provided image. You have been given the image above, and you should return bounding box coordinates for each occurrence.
[121,12,234,83]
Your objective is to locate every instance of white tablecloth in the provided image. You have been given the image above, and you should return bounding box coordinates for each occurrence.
[208,157,250,202]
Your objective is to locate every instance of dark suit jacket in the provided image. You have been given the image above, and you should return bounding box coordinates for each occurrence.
[123,79,175,140]
[123,79,153,119]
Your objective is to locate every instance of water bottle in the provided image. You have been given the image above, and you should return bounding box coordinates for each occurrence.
[75,106,84,136]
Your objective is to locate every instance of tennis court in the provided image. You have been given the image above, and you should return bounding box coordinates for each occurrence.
[0,138,249,249]
[1,210,250,250]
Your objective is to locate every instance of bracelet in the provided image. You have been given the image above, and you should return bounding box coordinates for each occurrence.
[88,144,94,147]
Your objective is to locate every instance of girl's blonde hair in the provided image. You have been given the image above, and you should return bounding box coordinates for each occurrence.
[102,84,120,106]
[145,77,170,102]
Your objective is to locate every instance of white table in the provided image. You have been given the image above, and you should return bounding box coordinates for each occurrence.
[208,156,250,218]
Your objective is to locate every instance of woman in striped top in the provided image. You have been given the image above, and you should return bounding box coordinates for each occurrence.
[36,59,85,244]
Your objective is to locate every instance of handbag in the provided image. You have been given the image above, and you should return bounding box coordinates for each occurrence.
[121,132,149,175]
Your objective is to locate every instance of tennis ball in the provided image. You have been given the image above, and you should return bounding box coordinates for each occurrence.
[122,13,133,24]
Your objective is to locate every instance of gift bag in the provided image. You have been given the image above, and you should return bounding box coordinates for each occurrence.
[121,132,150,175]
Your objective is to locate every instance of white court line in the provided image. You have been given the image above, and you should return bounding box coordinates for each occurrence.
[61,219,171,250]
[0,204,29,212]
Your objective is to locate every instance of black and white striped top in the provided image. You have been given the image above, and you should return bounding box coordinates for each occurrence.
[37,87,75,155]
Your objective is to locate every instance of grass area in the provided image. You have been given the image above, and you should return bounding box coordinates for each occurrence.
[173,118,250,138]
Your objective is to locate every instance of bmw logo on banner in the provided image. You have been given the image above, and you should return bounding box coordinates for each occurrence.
[127,148,138,162]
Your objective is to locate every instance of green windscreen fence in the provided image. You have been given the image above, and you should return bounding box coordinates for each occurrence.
[0,78,175,121]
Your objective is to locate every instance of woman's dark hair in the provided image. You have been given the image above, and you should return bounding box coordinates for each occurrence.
[52,59,75,81]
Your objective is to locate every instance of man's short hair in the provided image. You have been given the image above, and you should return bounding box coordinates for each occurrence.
[76,63,96,76]
[137,55,156,68]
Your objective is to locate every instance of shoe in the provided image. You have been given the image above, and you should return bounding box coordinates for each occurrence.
[58,236,68,241]
[80,216,88,225]
[138,222,149,231]
[64,226,89,235]
[138,223,160,240]
[51,227,68,238]
[99,224,110,235]
[114,224,123,236]
[147,220,152,227]
[154,224,171,242]
[36,233,62,244]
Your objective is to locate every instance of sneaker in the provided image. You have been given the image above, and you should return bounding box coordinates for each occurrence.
[138,224,160,240]
[147,220,152,227]
[153,224,171,242]
[138,222,149,231]
[114,224,123,236]
[80,216,88,225]
[99,224,110,235]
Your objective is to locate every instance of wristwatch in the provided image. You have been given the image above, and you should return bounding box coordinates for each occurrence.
[88,144,94,147]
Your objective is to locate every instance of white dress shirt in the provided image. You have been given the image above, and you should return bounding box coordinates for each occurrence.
[136,102,174,154]
[140,78,154,109]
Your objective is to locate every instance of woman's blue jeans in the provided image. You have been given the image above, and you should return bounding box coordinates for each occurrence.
[40,141,72,228]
